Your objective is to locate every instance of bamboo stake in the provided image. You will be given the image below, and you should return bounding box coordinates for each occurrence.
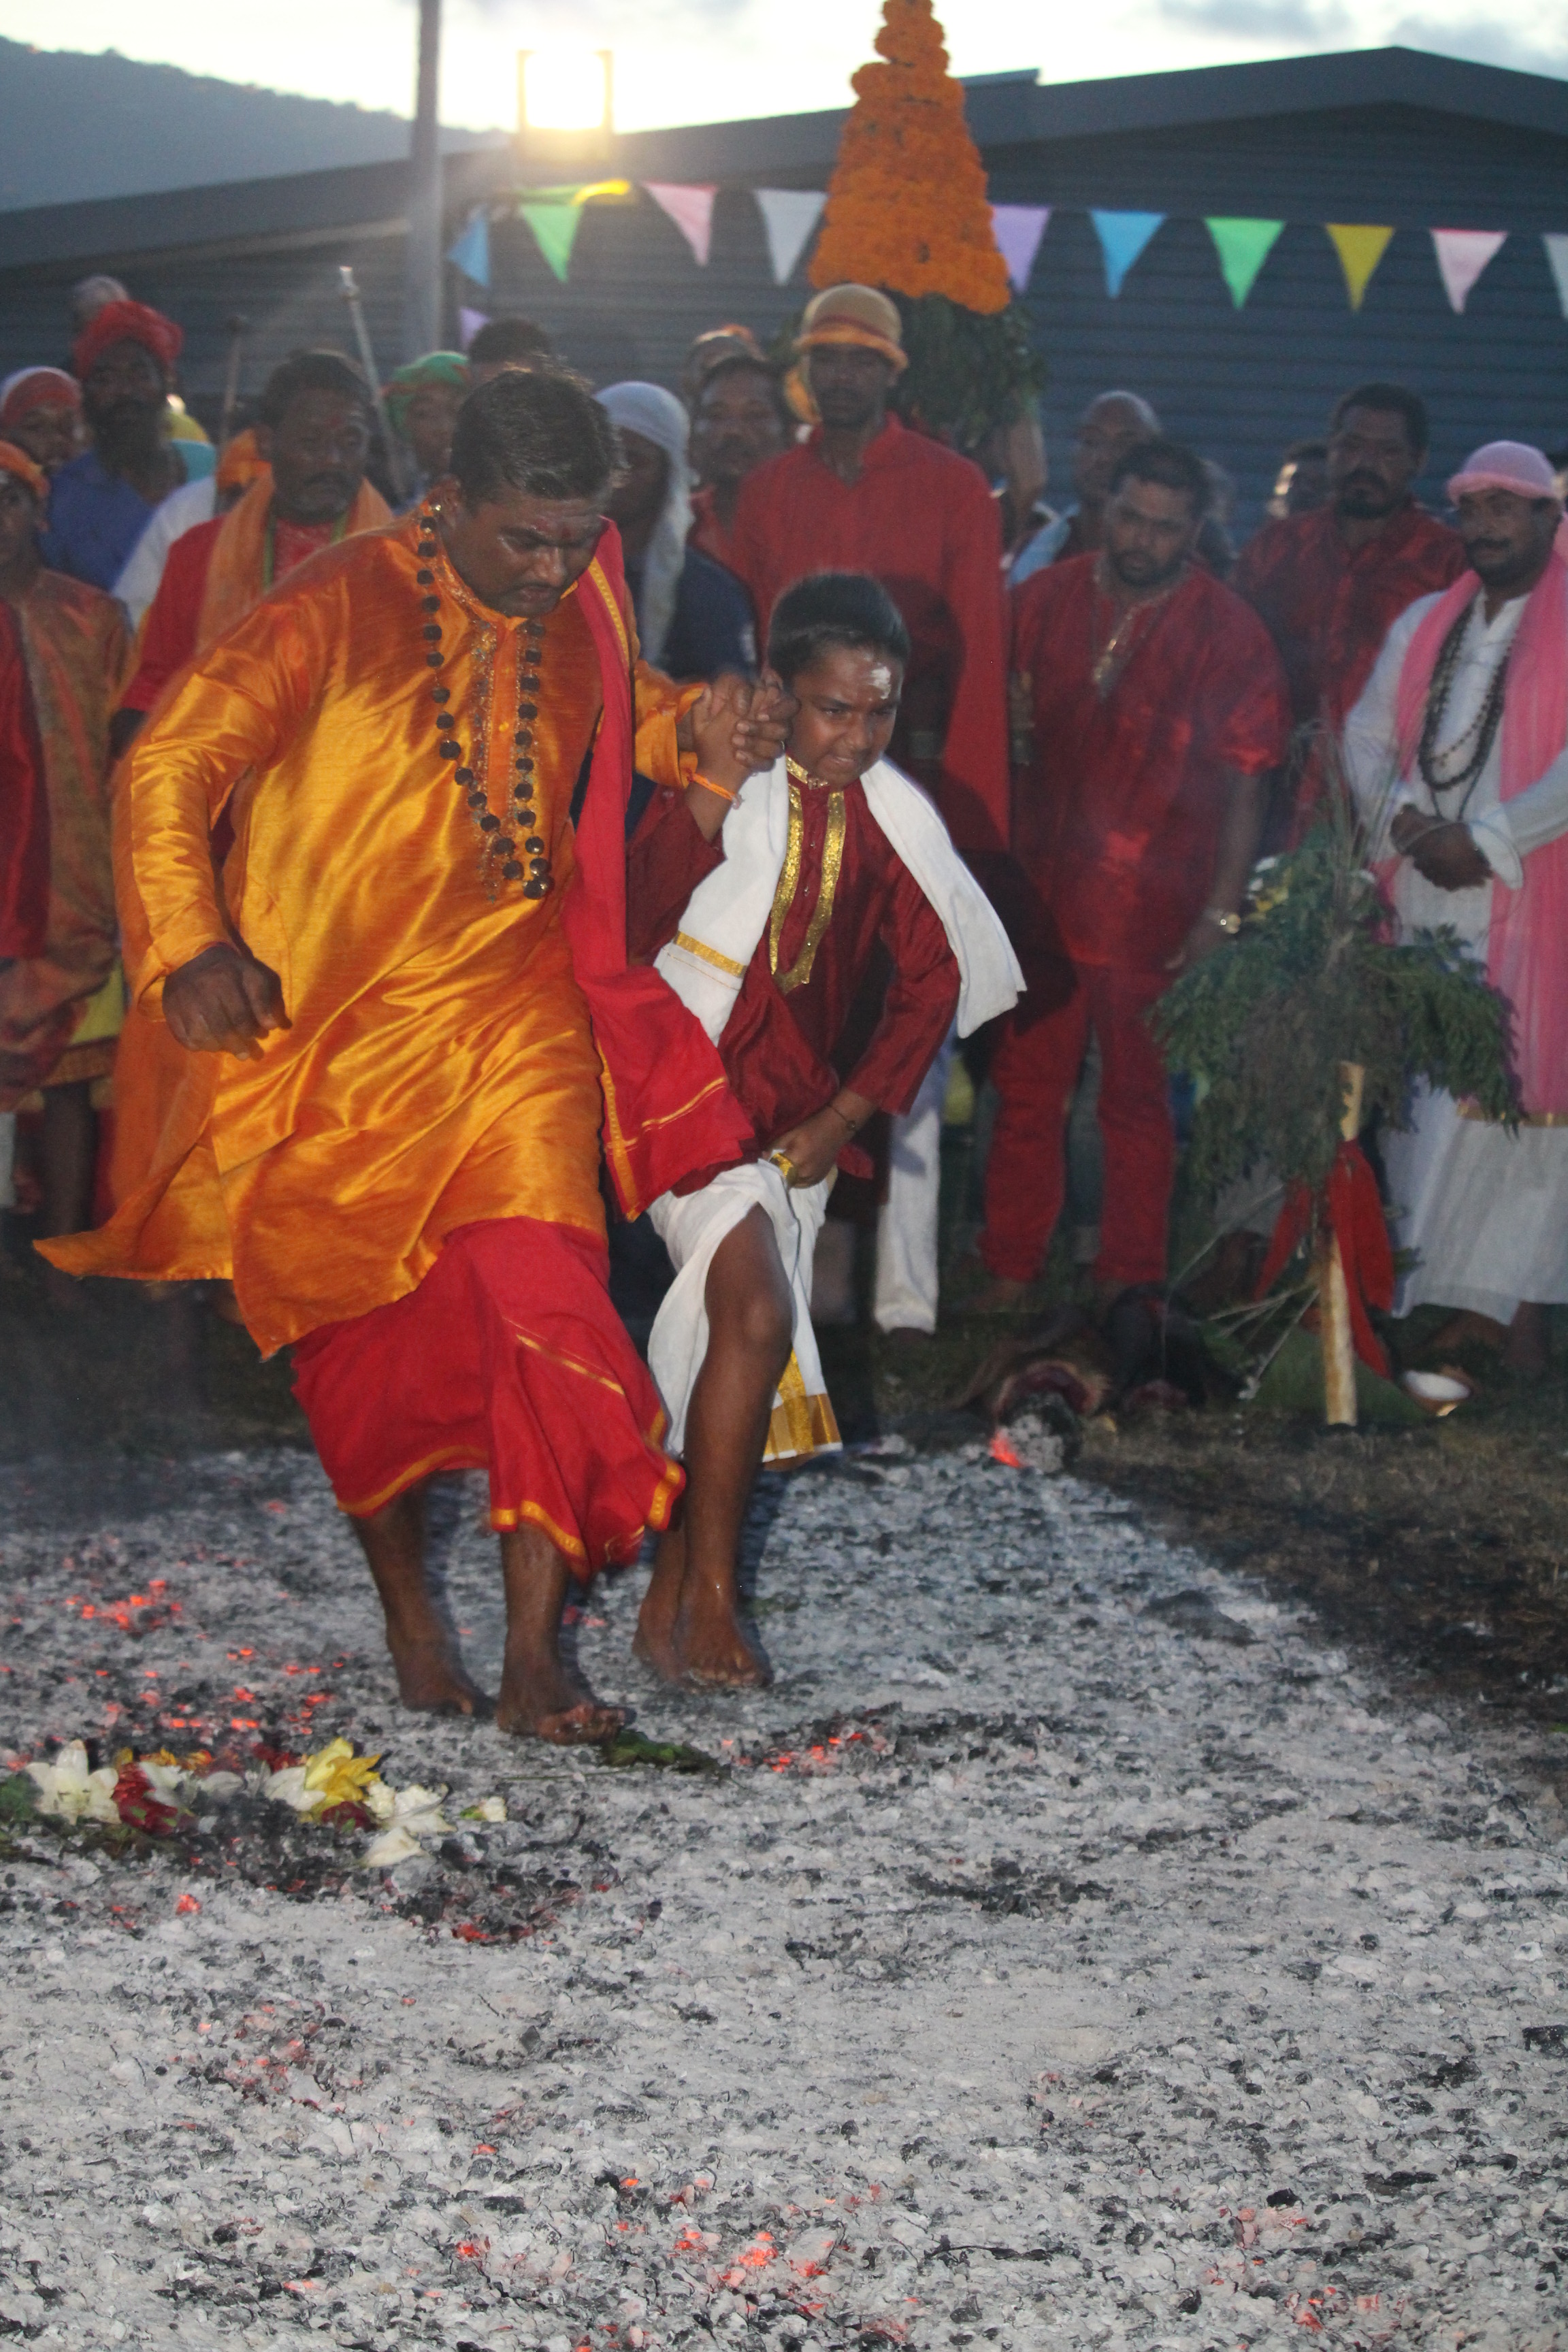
[1319,1062,1365,1427]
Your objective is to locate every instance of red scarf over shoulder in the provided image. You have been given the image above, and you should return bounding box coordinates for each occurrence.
[568,525,751,1211]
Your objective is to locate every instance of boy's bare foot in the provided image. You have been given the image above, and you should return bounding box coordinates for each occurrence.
[633,1533,687,1682]
[385,1631,489,1716]
[495,1650,626,1742]
[672,1578,773,1688]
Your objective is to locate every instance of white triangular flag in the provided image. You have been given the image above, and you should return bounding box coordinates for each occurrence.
[753,189,827,285]
[1544,235,1568,318]
[1431,228,1507,314]
[644,182,717,267]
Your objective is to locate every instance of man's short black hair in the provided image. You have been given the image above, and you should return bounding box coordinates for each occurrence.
[451,368,619,506]
[766,570,911,684]
[1107,435,1212,517]
[257,350,370,428]
[1329,380,1430,455]
[466,315,553,368]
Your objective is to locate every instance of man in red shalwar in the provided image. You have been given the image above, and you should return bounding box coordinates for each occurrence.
[1235,380,1465,835]
[977,439,1290,1307]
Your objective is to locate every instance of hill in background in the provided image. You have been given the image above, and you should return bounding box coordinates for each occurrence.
[0,39,506,214]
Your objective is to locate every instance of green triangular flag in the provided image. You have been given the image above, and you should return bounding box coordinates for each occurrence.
[1205,216,1286,307]
[519,191,588,281]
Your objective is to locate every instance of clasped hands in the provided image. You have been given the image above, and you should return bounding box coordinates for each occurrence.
[1390,804,1493,890]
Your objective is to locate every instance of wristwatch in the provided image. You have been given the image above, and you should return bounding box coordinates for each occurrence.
[1203,907,1241,936]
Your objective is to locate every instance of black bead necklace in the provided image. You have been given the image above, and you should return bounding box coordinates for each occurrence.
[416,506,555,901]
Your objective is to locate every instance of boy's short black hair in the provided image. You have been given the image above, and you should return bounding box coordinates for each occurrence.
[766,570,911,684]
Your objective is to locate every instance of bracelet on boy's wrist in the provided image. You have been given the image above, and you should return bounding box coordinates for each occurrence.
[826,1102,860,1132]
[689,771,737,804]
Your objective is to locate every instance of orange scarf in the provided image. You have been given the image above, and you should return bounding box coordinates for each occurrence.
[195,474,392,651]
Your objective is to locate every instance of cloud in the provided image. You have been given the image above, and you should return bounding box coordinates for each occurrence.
[1387,13,1568,75]
[1154,0,1353,41]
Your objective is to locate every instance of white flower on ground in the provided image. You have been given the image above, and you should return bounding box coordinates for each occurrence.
[363,1823,424,1868]
[25,1741,119,1825]
[461,1796,507,1823]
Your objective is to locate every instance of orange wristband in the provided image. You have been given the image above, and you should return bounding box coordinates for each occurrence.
[690,772,737,804]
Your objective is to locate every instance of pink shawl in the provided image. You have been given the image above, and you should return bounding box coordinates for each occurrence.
[1393,534,1568,1115]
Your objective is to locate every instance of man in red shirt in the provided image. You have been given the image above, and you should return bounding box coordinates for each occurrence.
[728,283,1008,863]
[1235,380,1465,834]
[687,351,791,578]
[728,283,1010,1338]
[977,438,1290,1306]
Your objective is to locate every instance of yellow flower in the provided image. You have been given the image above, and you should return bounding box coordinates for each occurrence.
[298,1738,383,1812]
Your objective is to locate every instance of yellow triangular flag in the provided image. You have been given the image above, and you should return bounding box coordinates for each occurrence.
[1327,223,1395,312]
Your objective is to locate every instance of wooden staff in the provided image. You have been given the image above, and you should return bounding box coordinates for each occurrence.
[1317,1062,1365,1427]
[338,267,410,504]
[218,314,248,452]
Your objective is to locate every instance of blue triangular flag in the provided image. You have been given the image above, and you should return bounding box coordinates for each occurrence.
[447,210,491,288]
[1090,210,1164,297]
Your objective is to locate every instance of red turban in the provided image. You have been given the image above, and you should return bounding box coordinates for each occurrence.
[0,440,50,506]
[71,299,184,384]
[0,368,80,428]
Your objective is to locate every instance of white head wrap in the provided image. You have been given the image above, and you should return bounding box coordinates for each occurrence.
[598,380,692,668]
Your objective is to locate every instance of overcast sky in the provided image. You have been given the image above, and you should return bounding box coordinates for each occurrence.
[0,0,1562,133]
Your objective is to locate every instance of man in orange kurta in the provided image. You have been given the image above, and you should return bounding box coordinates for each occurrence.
[109,350,391,1212]
[44,370,770,1743]
[0,440,130,1243]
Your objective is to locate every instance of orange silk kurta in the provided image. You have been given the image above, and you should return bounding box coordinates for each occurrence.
[44,514,688,1354]
[0,570,130,1107]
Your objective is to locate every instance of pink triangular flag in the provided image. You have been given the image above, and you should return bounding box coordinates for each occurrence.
[644,182,717,267]
[990,204,1051,295]
[1431,228,1507,314]
[459,306,491,350]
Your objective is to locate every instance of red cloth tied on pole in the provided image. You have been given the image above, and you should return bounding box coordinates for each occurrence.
[1254,1139,1395,1375]
[0,600,50,962]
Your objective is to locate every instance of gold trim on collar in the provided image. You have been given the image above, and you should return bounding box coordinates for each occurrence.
[768,774,845,994]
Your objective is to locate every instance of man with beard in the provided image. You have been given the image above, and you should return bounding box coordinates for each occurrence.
[687,351,790,576]
[108,351,392,1213]
[1010,389,1161,587]
[728,283,1009,1339]
[1345,442,1568,1377]
[42,301,203,592]
[975,438,1289,1309]
[1236,381,1465,836]
[42,368,780,1740]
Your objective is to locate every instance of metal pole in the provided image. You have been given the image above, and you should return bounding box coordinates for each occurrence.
[406,0,443,361]
[218,314,248,452]
[340,267,410,503]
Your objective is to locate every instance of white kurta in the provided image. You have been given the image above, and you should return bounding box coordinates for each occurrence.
[1343,588,1568,1319]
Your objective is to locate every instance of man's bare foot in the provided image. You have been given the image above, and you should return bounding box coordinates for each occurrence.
[672,1578,773,1688]
[1426,1309,1508,1358]
[385,1631,489,1717]
[496,1649,626,1743]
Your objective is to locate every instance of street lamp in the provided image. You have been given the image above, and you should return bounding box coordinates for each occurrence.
[517,47,614,169]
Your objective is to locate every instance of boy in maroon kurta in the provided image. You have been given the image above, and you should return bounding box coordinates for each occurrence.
[626,572,1009,1686]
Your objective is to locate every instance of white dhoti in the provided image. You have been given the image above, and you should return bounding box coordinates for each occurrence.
[647,1160,840,1463]
[1384,1087,1568,1321]
[873,1024,954,1334]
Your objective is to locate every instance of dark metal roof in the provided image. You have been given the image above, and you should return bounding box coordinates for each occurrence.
[3,46,1567,276]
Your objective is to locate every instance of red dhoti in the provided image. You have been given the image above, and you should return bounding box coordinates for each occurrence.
[291,1218,682,1569]
[980,961,1174,1289]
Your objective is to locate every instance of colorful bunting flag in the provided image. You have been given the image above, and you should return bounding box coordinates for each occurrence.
[459,306,491,351]
[446,210,491,288]
[990,204,1051,295]
[644,182,718,267]
[1545,234,1568,318]
[754,189,827,285]
[1326,223,1394,312]
[1431,228,1507,313]
[1090,210,1164,298]
[517,181,632,282]
[1205,217,1285,308]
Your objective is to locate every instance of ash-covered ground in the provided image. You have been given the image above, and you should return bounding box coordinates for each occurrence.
[1,1440,1565,2351]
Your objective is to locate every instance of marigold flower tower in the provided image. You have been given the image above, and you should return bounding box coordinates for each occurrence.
[809,0,1042,450]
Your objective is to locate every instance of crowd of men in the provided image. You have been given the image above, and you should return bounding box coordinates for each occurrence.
[3,267,1566,1446]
